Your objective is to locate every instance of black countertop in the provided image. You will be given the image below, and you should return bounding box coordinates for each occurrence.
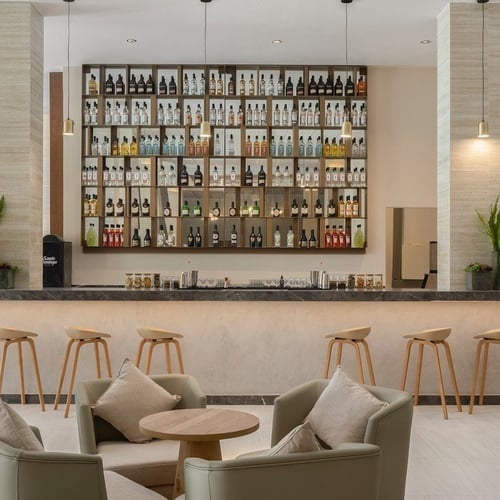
[1,287,500,301]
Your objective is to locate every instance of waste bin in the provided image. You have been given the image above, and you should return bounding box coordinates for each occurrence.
[43,235,72,287]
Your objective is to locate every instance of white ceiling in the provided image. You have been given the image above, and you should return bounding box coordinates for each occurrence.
[10,0,496,70]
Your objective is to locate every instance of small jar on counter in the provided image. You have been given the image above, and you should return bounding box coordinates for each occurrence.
[143,273,152,289]
[133,273,143,289]
[125,273,133,289]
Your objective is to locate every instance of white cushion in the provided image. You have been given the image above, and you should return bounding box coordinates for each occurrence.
[103,471,166,500]
[266,421,322,456]
[0,399,43,452]
[92,358,181,443]
[306,366,387,449]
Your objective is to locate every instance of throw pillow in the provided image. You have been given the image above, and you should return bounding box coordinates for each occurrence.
[306,366,387,449]
[0,398,44,451]
[92,358,181,443]
[266,421,322,456]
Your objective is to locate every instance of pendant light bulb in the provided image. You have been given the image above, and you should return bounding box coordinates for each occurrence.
[63,0,75,136]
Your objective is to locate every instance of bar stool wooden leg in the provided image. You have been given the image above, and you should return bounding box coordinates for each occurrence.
[336,341,343,366]
[352,340,365,384]
[172,339,185,374]
[64,340,86,418]
[17,340,26,405]
[479,342,490,406]
[100,339,112,377]
[0,341,9,395]
[54,340,74,410]
[26,337,45,411]
[145,341,155,375]
[429,341,448,419]
[443,340,462,412]
[164,341,172,373]
[469,339,486,414]
[323,340,335,378]
[400,340,414,391]
[135,338,148,369]
[94,342,102,378]
[360,339,376,385]
[414,342,424,406]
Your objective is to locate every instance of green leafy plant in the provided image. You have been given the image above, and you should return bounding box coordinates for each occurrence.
[465,262,493,273]
[476,195,500,252]
[0,195,4,218]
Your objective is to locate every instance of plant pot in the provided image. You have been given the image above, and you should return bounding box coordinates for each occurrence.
[0,268,15,289]
[466,271,493,290]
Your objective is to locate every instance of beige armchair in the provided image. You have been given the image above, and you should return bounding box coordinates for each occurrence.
[0,426,166,500]
[271,380,413,500]
[76,373,206,499]
[183,442,381,500]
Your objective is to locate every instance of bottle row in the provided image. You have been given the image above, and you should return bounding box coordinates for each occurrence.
[83,217,366,250]
[85,66,367,98]
[83,98,367,129]
[82,162,367,189]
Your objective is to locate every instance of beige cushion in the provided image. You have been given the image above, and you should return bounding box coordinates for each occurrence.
[306,366,387,449]
[403,327,451,341]
[92,358,181,443]
[103,471,166,500]
[0,399,44,452]
[265,421,322,456]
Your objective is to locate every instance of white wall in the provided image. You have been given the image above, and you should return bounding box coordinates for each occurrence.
[60,66,437,285]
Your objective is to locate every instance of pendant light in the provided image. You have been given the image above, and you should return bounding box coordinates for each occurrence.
[340,0,352,139]
[200,0,212,138]
[62,0,75,136]
[477,0,489,138]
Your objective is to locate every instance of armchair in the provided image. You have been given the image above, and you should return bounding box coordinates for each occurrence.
[0,426,166,500]
[271,380,413,500]
[76,373,206,498]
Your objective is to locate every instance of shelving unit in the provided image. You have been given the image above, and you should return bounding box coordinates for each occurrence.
[81,64,368,251]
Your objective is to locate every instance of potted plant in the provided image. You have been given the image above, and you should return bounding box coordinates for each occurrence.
[476,195,500,289]
[465,262,493,290]
[0,263,20,289]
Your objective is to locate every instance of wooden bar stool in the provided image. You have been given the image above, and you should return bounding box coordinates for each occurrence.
[136,327,185,374]
[469,328,500,414]
[323,326,376,384]
[400,327,461,419]
[54,326,112,418]
[0,327,45,410]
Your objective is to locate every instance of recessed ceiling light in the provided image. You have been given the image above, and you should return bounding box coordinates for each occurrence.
[126,38,137,44]
[272,39,283,44]
[420,39,431,44]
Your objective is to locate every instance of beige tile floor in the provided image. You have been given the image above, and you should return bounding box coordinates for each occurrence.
[13,403,500,500]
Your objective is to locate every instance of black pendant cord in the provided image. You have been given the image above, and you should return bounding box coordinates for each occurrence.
[481,2,485,122]
[66,0,71,120]
[345,1,348,81]
[204,2,207,67]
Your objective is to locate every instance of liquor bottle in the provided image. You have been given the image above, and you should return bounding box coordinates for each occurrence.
[334,75,343,96]
[134,74,145,94]
[209,73,216,95]
[256,227,263,247]
[317,75,326,95]
[287,226,295,247]
[168,76,177,95]
[286,136,293,156]
[323,138,331,157]
[159,76,167,95]
[267,74,274,95]
[339,166,346,185]
[308,75,317,95]
[325,103,333,127]
[315,137,322,157]
[120,136,129,156]
[306,103,313,126]
[338,195,345,217]
[273,165,282,186]
[228,76,236,95]
[352,195,359,217]
[351,103,359,127]
[338,225,346,248]
[249,226,256,248]
[269,136,276,157]
[167,224,176,247]
[237,105,244,125]
[342,104,350,124]
[251,200,260,217]
[178,135,185,156]
[339,138,346,157]
[299,229,308,248]
[195,136,202,155]
[356,75,367,96]
[332,225,340,248]
[174,103,181,125]
[258,165,266,186]
[105,74,115,94]
[141,102,149,125]
[195,227,203,247]
[345,75,355,96]
[163,201,172,217]
[360,103,367,126]
[286,76,294,96]
[283,165,291,185]
[274,225,281,247]
[273,104,281,126]
[245,165,253,186]
[114,74,124,94]
[325,225,332,248]
[296,76,304,96]
[131,228,141,247]
[325,75,333,95]
[314,103,320,126]
[253,104,261,125]
[143,228,152,247]
[216,73,224,95]
[102,224,109,248]
[360,167,366,186]
[185,105,192,126]
[131,198,140,216]
[239,74,246,95]
[105,198,114,216]
[228,105,235,126]
[277,74,284,96]
[145,74,154,94]
[309,229,317,248]
[217,103,225,125]
[88,74,98,95]
[291,104,298,125]
[359,137,366,156]
[145,135,153,155]
[187,226,195,247]
[194,165,203,186]
[228,134,235,155]
[282,104,290,126]
[351,137,359,157]
[352,167,360,187]
[241,200,250,216]
[212,201,221,217]
[229,201,237,216]
[181,200,190,216]
[353,224,365,248]
[249,73,255,95]
[314,199,323,217]
[330,137,338,157]
[259,74,266,95]
[193,200,202,217]
[229,166,237,186]
[142,198,150,216]
[328,199,336,216]
[306,136,313,156]
[199,73,206,94]
[189,73,197,95]
[112,103,121,125]
[298,136,305,157]
[301,199,309,217]
[278,136,285,157]
[291,199,299,217]
[230,225,238,247]
[212,225,220,247]
[272,202,281,217]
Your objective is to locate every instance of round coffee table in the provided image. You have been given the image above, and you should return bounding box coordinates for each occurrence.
[139,408,260,498]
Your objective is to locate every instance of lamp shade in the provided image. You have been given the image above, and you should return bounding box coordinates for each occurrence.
[63,118,75,136]
[340,120,352,138]
[200,120,211,138]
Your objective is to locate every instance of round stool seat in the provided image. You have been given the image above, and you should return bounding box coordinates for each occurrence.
[65,326,111,340]
[473,328,500,340]
[137,327,183,340]
[403,327,451,342]
[325,326,371,341]
[0,327,38,340]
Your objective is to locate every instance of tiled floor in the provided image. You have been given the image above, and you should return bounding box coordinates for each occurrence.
[13,403,500,500]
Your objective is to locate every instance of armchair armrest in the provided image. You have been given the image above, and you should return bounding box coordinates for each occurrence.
[172,374,206,409]
[76,383,99,454]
